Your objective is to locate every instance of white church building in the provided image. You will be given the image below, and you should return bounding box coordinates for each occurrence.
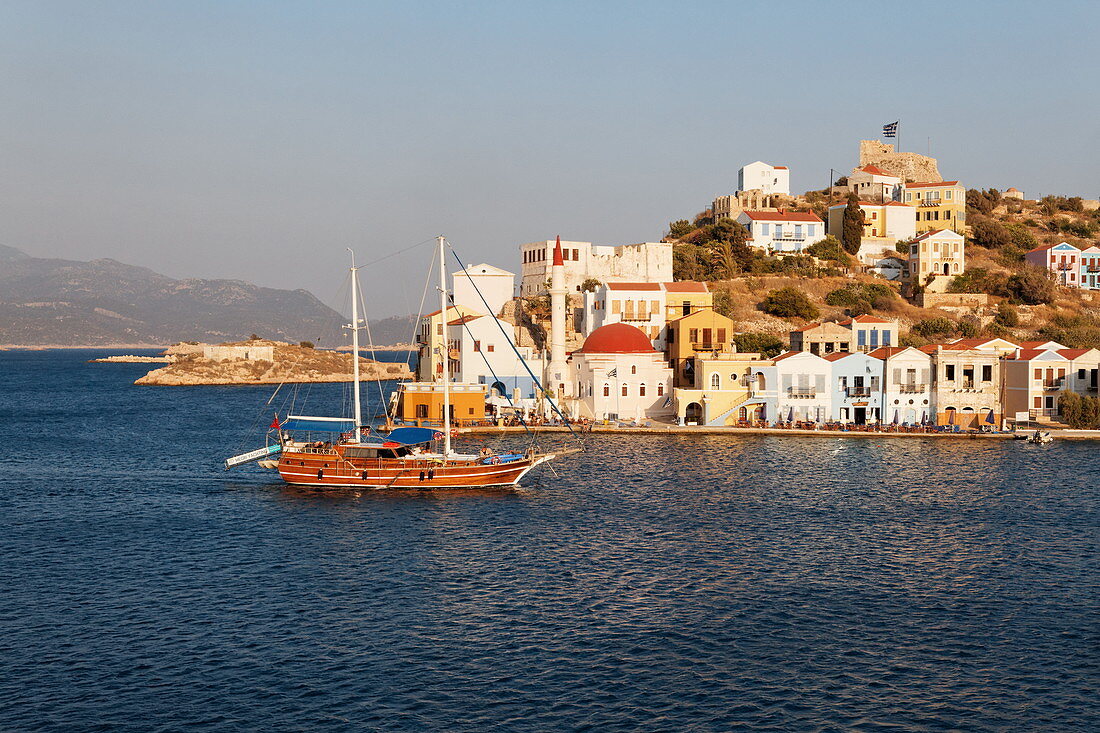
[569,323,674,423]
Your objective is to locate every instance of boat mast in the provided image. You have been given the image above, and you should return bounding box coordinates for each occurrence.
[438,235,451,457]
[347,248,362,443]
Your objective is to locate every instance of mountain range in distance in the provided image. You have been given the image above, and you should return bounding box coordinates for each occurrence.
[0,244,416,347]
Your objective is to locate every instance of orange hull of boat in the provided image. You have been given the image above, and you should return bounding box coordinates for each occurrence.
[277,449,544,488]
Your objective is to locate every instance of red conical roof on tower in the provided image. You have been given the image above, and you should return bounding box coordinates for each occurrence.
[552,235,564,266]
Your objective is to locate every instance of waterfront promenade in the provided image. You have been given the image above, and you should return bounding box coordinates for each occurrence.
[460,423,1100,439]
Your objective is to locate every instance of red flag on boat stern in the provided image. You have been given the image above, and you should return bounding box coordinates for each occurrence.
[270,415,280,429]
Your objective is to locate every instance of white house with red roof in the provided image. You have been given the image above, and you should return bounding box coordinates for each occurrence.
[582,281,712,349]
[569,323,674,422]
[735,210,825,254]
[847,164,902,202]
[760,351,832,423]
[869,346,935,426]
[1025,242,1082,287]
[738,161,790,196]
[446,313,545,402]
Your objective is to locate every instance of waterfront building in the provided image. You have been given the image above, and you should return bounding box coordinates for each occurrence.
[847,164,902,203]
[827,200,916,246]
[1079,246,1100,290]
[662,281,713,320]
[569,323,674,423]
[1025,242,1082,288]
[445,313,544,401]
[519,239,672,296]
[666,309,738,387]
[823,351,884,424]
[901,181,966,233]
[869,346,935,425]
[922,343,1004,428]
[942,337,1020,356]
[1004,347,1100,419]
[673,350,773,426]
[907,229,966,291]
[393,382,488,427]
[765,351,832,423]
[738,161,790,196]
[735,210,826,254]
[789,316,898,355]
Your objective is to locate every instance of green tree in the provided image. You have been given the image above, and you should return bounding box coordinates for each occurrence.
[580,278,601,293]
[668,219,694,239]
[805,235,851,264]
[732,332,786,358]
[711,288,735,318]
[758,287,820,320]
[911,317,957,341]
[994,302,1019,327]
[841,192,864,254]
[299,341,315,349]
[1006,266,1057,305]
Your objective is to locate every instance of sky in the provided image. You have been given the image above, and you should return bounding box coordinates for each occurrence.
[1,0,1098,316]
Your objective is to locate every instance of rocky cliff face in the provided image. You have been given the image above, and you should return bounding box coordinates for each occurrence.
[134,340,411,385]
[0,247,345,345]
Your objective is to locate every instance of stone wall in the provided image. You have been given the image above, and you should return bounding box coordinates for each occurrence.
[916,292,990,308]
[202,344,275,362]
[858,140,941,183]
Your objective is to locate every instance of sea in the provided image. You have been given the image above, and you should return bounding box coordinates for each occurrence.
[1,348,1097,731]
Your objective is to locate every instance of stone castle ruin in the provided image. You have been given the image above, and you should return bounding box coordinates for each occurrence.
[858,140,940,183]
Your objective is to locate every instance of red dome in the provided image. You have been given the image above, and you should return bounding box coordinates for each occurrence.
[576,323,655,354]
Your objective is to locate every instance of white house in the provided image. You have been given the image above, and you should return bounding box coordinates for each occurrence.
[452,263,516,316]
[871,346,935,426]
[570,323,674,422]
[446,314,544,402]
[824,351,884,424]
[847,164,902,202]
[519,240,673,296]
[763,351,832,423]
[736,210,826,254]
[738,161,790,196]
[581,282,667,347]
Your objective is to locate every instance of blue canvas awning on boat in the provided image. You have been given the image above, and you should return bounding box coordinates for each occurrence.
[280,416,356,432]
[385,426,443,445]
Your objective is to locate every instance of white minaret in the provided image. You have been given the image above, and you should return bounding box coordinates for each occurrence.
[547,235,571,403]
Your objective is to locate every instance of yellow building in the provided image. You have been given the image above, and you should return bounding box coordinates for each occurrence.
[674,351,773,425]
[666,309,737,387]
[662,281,713,320]
[907,229,966,292]
[414,304,479,381]
[394,382,488,427]
[902,181,966,233]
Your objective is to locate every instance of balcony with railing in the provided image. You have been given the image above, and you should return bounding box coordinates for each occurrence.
[845,388,871,398]
[691,342,722,352]
[1042,378,1065,390]
[897,383,926,393]
[787,388,817,399]
[619,313,653,322]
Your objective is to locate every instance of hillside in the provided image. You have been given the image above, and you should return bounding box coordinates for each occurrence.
[0,247,346,346]
[663,191,1100,350]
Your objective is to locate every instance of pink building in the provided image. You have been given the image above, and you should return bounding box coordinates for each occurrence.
[1025,242,1081,287]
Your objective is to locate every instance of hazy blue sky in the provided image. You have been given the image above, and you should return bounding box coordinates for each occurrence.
[2,1,1097,316]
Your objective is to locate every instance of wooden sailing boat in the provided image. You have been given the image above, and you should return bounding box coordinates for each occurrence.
[227,236,557,488]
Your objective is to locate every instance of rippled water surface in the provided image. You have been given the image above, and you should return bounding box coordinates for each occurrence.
[1,350,1097,731]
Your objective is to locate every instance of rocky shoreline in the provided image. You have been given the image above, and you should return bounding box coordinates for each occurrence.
[133,340,411,386]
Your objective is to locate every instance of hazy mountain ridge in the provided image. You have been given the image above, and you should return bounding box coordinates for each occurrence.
[0,248,350,345]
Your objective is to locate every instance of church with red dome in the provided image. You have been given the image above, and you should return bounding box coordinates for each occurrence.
[569,323,674,422]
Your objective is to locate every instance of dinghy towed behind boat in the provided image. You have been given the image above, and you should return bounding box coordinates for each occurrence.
[225,236,559,488]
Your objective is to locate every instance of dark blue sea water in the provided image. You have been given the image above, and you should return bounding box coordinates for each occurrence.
[1,349,1097,731]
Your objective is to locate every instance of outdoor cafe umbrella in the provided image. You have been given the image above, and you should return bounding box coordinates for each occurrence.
[985,409,996,425]
[787,406,794,422]
[948,409,956,425]
[892,409,899,425]
[920,410,928,426]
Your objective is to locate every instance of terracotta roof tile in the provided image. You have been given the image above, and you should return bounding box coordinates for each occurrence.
[604,282,662,291]
[662,281,709,293]
[740,210,823,223]
[905,181,961,188]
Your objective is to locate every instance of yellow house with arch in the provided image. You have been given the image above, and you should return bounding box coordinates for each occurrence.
[673,351,773,426]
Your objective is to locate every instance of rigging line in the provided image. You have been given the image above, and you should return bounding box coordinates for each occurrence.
[445,289,534,439]
[357,237,437,270]
[355,275,388,420]
[386,249,437,426]
[446,242,582,443]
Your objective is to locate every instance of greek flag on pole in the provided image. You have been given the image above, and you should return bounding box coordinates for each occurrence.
[882,120,898,138]
[607,367,617,378]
